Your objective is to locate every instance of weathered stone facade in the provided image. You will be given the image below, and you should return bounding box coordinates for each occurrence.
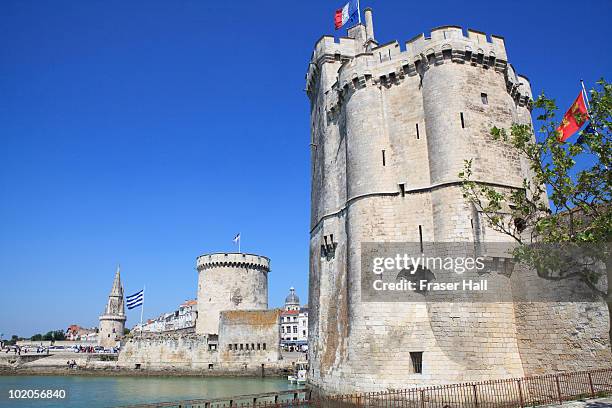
[99,267,126,348]
[306,9,611,394]
[218,310,281,365]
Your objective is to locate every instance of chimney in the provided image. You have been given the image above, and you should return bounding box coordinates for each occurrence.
[364,8,375,42]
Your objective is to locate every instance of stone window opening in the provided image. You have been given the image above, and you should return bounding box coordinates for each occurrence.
[382,150,386,166]
[234,343,237,350]
[481,93,488,105]
[399,183,405,197]
[257,343,261,350]
[416,123,420,139]
[460,112,465,129]
[240,344,243,350]
[228,344,233,351]
[263,343,267,350]
[419,225,423,253]
[414,60,422,73]
[245,344,249,350]
[410,352,423,374]
[208,363,214,370]
[251,343,255,350]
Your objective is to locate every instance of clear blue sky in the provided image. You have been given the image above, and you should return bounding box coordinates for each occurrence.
[1,0,610,337]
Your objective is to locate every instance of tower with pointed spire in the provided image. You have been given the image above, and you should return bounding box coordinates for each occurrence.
[98,266,126,348]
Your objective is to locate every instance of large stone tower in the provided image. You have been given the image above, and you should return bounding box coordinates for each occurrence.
[99,266,126,348]
[195,253,270,335]
[306,9,610,394]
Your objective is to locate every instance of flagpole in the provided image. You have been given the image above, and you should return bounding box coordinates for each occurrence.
[580,79,591,112]
[139,286,145,337]
[357,0,361,24]
[238,236,241,253]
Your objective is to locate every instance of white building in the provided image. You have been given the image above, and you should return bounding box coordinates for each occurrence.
[280,287,308,351]
[66,325,98,342]
[133,299,197,333]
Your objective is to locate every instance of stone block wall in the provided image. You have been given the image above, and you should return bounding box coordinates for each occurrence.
[118,333,216,370]
[218,310,281,367]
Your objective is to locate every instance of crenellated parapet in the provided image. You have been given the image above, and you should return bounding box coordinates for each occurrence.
[196,253,270,273]
[404,26,507,66]
[307,25,533,113]
[306,35,360,98]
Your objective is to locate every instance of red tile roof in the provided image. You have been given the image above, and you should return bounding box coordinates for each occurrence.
[281,310,299,316]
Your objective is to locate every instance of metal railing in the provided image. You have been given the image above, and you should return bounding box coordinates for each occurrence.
[117,369,612,408]
[118,388,310,408]
[313,368,612,408]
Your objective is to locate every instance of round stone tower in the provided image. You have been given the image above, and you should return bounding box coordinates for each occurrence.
[99,266,126,348]
[195,252,270,335]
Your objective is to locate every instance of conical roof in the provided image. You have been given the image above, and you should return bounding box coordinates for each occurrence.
[110,265,124,297]
[102,265,125,317]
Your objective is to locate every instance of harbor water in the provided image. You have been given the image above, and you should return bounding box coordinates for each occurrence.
[0,375,300,408]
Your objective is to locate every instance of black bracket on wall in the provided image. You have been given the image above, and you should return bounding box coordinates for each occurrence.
[321,234,337,260]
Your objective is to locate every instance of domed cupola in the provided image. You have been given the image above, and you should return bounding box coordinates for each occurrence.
[284,287,300,310]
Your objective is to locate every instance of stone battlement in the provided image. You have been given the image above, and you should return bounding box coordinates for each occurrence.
[196,253,270,272]
[404,26,506,62]
[306,25,531,108]
[309,26,506,67]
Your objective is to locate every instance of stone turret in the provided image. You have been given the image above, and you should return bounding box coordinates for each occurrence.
[98,266,126,348]
[195,253,270,336]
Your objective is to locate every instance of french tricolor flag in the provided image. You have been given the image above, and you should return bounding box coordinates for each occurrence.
[334,0,358,30]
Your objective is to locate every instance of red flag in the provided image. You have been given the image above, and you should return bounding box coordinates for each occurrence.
[556,91,589,142]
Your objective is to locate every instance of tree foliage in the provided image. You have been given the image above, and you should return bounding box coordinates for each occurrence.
[459,79,611,244]
[42,330,66,341]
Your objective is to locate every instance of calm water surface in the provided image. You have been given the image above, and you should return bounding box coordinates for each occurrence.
[0,375,299,408]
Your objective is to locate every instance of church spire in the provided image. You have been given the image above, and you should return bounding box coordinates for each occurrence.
[110,265,123,297]
[104,264,125,316]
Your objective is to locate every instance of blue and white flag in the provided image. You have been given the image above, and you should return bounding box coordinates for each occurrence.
[126,289,144,310]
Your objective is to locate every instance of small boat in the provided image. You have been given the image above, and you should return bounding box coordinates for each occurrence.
[288,361,308,384]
